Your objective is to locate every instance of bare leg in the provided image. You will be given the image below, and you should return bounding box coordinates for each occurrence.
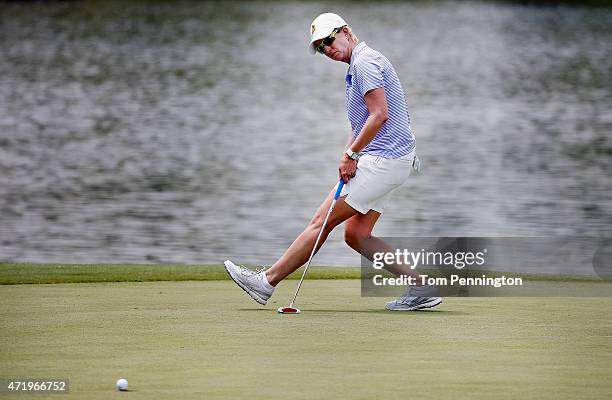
[265,192,358,286]
[345,210,422,284]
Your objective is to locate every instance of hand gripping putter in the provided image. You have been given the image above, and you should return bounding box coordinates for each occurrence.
[278,179,345,314]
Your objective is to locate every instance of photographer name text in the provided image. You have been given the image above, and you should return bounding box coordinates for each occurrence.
[372,274,523,288]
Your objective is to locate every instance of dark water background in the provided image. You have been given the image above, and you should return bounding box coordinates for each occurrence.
[1,1,611,271]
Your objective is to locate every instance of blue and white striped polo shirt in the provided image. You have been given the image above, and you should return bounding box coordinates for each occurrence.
[345,42,415,158]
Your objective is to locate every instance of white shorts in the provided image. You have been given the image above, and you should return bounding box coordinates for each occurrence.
[337,150,416,214]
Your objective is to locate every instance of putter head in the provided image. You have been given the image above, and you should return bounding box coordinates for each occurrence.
[277,307,300,314]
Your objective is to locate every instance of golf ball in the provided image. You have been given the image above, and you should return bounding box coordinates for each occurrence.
[116,378,128,391]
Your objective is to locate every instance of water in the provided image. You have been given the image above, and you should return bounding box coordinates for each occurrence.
[1,1,611,269]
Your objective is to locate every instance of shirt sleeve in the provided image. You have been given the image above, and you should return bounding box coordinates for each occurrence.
[354,55,385,98]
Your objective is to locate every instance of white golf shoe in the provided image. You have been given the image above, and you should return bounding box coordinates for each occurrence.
[385,285,442,311]
[224,260,274,305]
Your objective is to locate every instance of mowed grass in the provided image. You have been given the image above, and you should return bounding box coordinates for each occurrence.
[0,263,360,284]
[1,280,611,400]
[0,263,606,285]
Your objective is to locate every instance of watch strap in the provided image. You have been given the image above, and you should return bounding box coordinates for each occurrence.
[345,148,360,160]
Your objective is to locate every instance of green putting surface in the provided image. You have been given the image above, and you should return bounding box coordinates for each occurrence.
[1,280,611,399]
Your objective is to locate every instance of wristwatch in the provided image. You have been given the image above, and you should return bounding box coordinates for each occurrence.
[345,148,361,161]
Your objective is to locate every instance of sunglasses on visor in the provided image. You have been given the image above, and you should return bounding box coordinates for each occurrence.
[315,27,342,54]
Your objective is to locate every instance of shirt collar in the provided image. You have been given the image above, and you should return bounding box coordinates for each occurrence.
[348,42,367,75]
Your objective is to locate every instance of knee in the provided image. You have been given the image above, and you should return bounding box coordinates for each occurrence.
[307,212,328,236]
[344,226,371,250]
[308,213,340,237]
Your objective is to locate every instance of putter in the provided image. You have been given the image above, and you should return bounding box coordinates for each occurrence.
[278,179,345,314]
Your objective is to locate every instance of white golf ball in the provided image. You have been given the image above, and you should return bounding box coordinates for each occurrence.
[116,378,128,391]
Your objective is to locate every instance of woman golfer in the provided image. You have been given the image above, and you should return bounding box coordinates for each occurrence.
[225,13,441,311]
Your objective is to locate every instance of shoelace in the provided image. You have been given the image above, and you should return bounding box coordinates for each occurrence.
[397,287,421,303]
[401,288,436,303]
[399,294,417,304]
[238,265,266,276]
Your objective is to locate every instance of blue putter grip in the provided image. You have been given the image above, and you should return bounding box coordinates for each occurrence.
[334,179,345,200]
